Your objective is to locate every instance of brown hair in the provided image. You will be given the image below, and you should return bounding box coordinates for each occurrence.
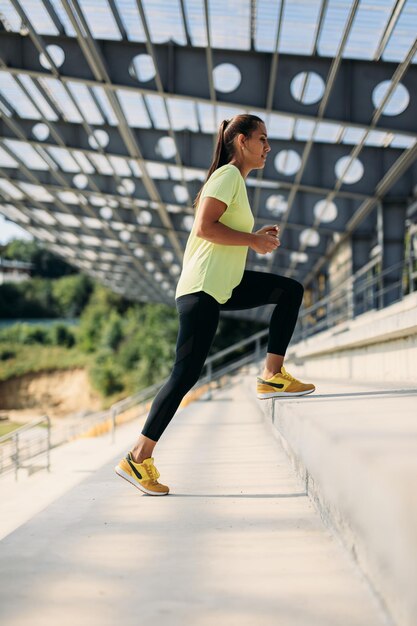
[193,114,264,210]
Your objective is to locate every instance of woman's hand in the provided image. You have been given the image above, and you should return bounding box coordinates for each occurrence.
[250,224,280,255]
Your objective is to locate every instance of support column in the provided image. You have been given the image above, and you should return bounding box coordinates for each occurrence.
[381,200,407,307]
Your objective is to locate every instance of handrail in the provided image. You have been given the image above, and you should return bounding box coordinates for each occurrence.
[0,415,50,480]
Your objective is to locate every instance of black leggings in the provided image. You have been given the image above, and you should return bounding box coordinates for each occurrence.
[141,271,304,441]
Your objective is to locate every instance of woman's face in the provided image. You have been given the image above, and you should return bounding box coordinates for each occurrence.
[242,123,271,169]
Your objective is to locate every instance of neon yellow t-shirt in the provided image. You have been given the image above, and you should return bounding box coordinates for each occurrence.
[175,163,254,304]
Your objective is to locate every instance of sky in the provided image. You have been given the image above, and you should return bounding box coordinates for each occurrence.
[0,216,32,244]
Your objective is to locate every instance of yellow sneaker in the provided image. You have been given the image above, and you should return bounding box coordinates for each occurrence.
[115,453,169,496]
[257,366,315,399]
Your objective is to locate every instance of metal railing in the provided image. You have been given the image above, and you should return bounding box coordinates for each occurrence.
[0,415,50,480]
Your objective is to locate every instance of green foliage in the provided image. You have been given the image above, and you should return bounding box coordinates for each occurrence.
[89,349,124,396]
[3,239,74,278]
[50,323,76,348]
[100,310,123,351]
[51,274,93,317]
[0,348,15,361]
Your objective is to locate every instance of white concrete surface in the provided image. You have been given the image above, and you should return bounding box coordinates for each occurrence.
[0,376,388,626]
[261,379,417,626]
[288,292,417,383]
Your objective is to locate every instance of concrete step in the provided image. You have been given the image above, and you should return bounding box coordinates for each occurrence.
[257,377,417,626]
[0,376,388,626]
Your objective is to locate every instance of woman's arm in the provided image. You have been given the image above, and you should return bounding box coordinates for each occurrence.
[194,196,280,254]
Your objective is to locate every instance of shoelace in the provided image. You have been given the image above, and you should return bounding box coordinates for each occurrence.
[144,463,159,482]
[280,367,299,383]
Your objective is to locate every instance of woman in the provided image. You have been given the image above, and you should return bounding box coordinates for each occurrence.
[115,114,315,496]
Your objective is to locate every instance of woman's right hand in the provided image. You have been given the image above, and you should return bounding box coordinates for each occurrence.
[249,232,281,255]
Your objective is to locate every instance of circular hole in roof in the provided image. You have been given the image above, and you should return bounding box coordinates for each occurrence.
[156,137,177,160]
[274,150,301,176]
[145,261,155,271]
[266,194,288,216]
[174,185,189,203]
[39,44,65,70]
[153,233,165,246]
[32,123,49,141]
[182,215,194,231]
[313,199,338,223]
[154,272,163,282]
[162,281,170,290]
[291,251,309,263]
[213,63,241,93]
[129,54,156,82]
[88,130,109,150]
[335,156,364,185]
[300,228,320,247]
[122,178,135,195]
[134,247,144,258]
[372,80,410,116]
[108,199,119,208]
[290,71,325,105]
[120,230,131,242]
[137,210,152,225]
[170,264,181,276]
[100,206,113,220]
[162,250,174,263]
[73,174,88,189]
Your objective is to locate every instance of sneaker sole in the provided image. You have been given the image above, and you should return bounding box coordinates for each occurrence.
[115,466,169,496]
[257,388,315,399]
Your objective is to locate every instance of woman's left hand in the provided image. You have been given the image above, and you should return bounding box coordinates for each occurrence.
[255,224,280,243]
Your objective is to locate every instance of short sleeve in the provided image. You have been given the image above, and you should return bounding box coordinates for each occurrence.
[200,166,240,207]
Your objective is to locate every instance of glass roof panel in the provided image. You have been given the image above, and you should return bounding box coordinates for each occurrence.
[72,151,95,174]
[266,113,294,139]
[280,0,322,55]
[49,0,77,36]
[317,0,354,57]
[0,1,22,31]
[57,191,83,204]
[0,179,24,200]
[254,0,281,53]
[4,139,49,170]
[117,90,152,127]
[18,76,59,121]
[19,182,54,202]
[197,102,216,133]
[67,83,104,125]
[364,129,390,147]
[183,0,207,46]
[78,0,122,40]
[129,159,143,177]
[390,135,416,149]
[344,0,396,60]
[294,119,316,142]
[92,86,119,125]
[47,146,81,172]
[113,0,145,41]
[145,162,169,179]
[0,146,18,168]
[144,95,170,129]
[166,98,199,131]
[32,208,57,225]
[142,0,186,45]
[0,73,41,119]
[342,126,367,145]
[0,203,30,223]
[209,0,251,50]
[15,0,59,35]
[39,78,83,123]
[54,211,81,226]
[109,155,132,176]
[88,153,115,175]
[383,0,417,63]
[313,121,343,143]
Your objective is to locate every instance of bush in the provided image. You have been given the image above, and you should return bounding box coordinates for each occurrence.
[100,311,123,351]
[52,274,93,317]
[19,325,51,345]
[0,349,15,361]
[89,350,124,396]
[50,323,76,348]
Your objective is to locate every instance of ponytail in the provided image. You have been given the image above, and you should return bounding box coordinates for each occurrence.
[193,114,264,210]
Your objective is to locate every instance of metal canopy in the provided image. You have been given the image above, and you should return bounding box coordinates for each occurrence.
[0,0,416,320]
